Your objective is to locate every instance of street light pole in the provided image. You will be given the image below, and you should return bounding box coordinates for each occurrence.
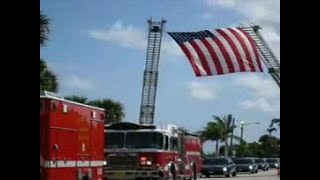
[239,121,261,144]
[240,120,244,144]
[229,117,235,156]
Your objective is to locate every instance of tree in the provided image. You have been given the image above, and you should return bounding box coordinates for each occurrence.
[88,99,125,124]
[270,118,280,128]
[65,95,88,104]
[233,143,250,157]
[213,115,240,157]
[40,59,58,92]
[40,12,58,92]
[40,11,50,46]
[259,135,280,158]
[199,121,222,157]
[200,115,240,157]
[267,127,277,136]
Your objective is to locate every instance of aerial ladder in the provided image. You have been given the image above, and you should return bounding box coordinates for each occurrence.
[240,25,280,87]
[139,18,167,125]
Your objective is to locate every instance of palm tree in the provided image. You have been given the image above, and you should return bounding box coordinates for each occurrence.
[88,99,125,124]
[267,127,277,136]
[65,95,88,104]
[270,118,280,128]
[40,11,50,46]
[40,12,58,92]
[199,121,222,157]
[213,115,241,157]
[40,59,58,92]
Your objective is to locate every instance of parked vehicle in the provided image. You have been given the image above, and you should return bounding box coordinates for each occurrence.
[266,158,280,169]
[201,157,237,178]
[254,158,269,171]
[233,158,258,173]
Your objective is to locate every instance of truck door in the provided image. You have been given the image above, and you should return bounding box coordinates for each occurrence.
[50,127,78,180]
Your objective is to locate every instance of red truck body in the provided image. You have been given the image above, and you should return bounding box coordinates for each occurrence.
[103,122,202,179]
[40,91,105,180]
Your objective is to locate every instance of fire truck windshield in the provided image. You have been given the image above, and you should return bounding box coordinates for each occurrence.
[106,132,125,149]
[126,132,163,149]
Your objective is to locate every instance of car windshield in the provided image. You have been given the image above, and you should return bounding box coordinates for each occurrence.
[233,159,253,164]
[267,159,278,163]
[126,132,163,149]
[255,159,263,163]
[105,132,125,149]
[203,158,228,165]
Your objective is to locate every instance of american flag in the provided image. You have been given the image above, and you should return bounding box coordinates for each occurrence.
[168,28,263,77]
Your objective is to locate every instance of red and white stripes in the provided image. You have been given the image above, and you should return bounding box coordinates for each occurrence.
[169,28,263,77]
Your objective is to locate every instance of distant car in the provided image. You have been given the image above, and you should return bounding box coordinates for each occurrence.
[201,157,237,178]
[266,158,280,169]
[254,158,269,171]
[233,158,258,173]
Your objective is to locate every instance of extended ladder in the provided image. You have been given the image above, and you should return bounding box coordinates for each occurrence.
[240,26,280,87]
[139,18,167,125]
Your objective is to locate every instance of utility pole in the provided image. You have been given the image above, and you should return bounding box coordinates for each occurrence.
[240,120,244,145]
[229,116,235,156]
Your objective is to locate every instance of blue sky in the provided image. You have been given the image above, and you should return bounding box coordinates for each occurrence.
[40,0,280,153]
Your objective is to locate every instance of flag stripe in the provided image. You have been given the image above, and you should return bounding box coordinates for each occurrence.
[238,29,263,71]
[204,37,230,74]
[167,28,264,77]
[183,42,207,76]
[231,28,261,72]
[209,35,235,73]
[227,28,256,71]
[189,41,213,76]
[222,28,253,71]
[200,39,224,75]
[216,29,246,72]
[194,39,219,75]
[211,30,241,73]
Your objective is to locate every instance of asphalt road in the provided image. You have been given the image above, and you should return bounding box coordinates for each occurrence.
[199,169,279,180]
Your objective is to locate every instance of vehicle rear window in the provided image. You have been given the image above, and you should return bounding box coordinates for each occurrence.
[203,158,228,165]
[233,159,253,164]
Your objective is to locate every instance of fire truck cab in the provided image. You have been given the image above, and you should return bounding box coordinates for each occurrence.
[40,91,106,180]
[104,122,202,180]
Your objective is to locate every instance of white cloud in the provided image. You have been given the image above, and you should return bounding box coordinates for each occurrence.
[201,12,213,20]
[239,98,280,115]
[64,75,94,91]
[89,20,183,57]
[89,20,147,50]
[188,81,218,100]
[203,0,280,58]
[235,74,279,99]
[205,0,236,8]
[240,98,273,112]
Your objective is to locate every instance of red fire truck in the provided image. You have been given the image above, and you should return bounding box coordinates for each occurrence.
[103,122,203,180]
[40,91,106,180]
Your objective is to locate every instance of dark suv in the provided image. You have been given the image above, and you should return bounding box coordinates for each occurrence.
[254,158,269,171]
[201,157,237,178]
[266,158,280,169]
[233,158,258,173]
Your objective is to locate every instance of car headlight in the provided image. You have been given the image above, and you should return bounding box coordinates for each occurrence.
[275,163,278,167]
[146,160,152,165]
[223,167,227,171]
[103,161,107,166]
[249,165,253,169]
